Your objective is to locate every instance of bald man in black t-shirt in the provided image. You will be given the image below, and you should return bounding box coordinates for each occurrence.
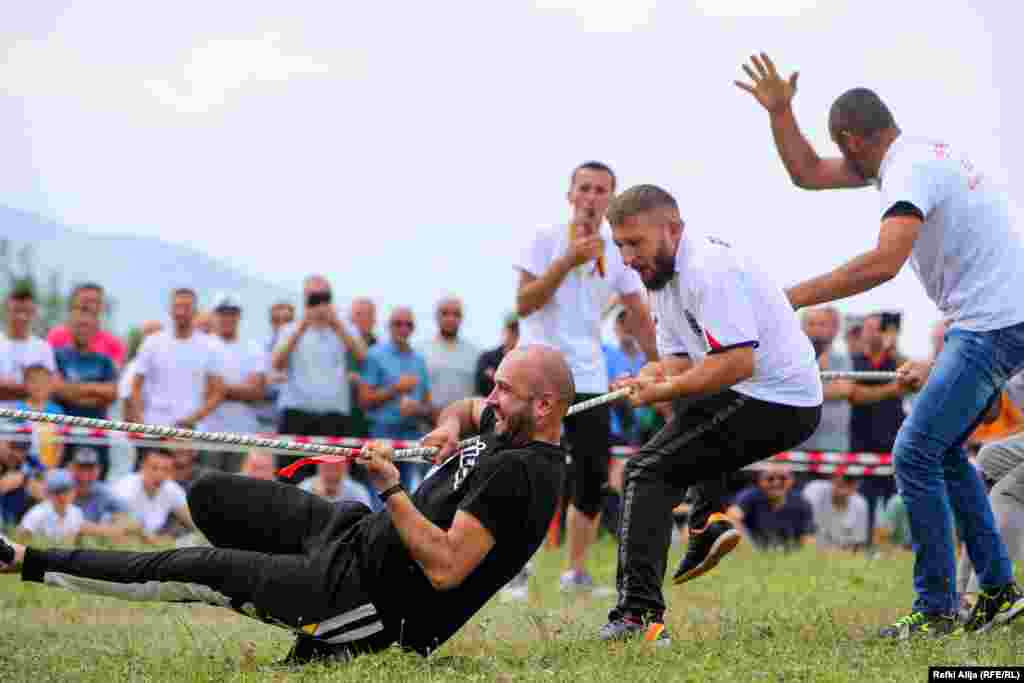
[1,345,572,664]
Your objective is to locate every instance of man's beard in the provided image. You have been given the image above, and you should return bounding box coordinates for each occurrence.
[643,248,677,291]
[440,328,458,341]
[496,406,535,446]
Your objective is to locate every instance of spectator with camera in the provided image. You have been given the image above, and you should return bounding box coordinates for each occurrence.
[271,276,368,480]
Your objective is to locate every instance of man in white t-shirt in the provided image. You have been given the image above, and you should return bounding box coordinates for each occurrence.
[802,474,870,549]
[0,286,57,411]
[199,293,269,470]
[737,53,1024,637]
[515,161,658,594]
[128,289,225,429]
[420,296,480,420]
[18,469,84,542]
[598,185,822,644]
[111,449,194,540]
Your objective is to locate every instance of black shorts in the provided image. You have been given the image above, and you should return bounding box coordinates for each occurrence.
[563,394,612,517]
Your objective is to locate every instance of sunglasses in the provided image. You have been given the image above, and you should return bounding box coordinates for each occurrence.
[391,321,414,328]
[762,475,790,483]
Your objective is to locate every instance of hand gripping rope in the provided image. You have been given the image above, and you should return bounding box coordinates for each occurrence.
[0,370,897,477]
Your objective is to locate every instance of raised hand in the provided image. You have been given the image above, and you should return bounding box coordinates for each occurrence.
[564,234,605,269]
[735,53,798,114]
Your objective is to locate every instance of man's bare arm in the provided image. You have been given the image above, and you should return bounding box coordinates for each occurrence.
[0,380,27,401]
[224,372,267,403]
[387,499,495,591]
[735,53,868,191]
[515,265,573,318]
[619,291,660,362]
[786,216,920,310]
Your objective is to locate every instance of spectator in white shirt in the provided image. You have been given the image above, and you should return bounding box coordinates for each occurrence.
[111,448,195,542]
[0,284,57,410]
[421,296,480,420]
[199,293,269,470]
[18,469,84,543]
[128,289,225,429]
[802,474,870,550]
[299,460,375,509]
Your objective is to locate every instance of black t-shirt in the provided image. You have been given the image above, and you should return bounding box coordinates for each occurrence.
[849,352,905,453]
[358,406,565,655]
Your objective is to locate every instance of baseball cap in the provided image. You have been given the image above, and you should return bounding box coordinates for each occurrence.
[71,447,100,466]
[212,292,242,312]
[46,468,74,494]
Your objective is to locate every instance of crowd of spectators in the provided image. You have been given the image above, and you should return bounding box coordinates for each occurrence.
[4,277,1009,561]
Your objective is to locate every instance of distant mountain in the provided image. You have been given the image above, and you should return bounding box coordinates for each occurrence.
[1,205,298,341]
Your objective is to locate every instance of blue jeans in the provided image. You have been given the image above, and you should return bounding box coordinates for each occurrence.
[370,422,428,493]
[895,322,1024,614]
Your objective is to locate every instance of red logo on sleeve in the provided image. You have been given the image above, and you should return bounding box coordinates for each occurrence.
[705,330,723,351]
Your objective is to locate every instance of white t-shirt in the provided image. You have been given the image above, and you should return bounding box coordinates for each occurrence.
[111,473,188,534]
[19,500,85,540]
[420,337,481,410]
[0,335,57,410]
[515,223,645,393]
[134,331,223,426]
[274,320,359,414]
[299,475,374,508]
[199,337,268,435]
[802,480,870,548]
[650,231,822,407]
[876,136,1024,331]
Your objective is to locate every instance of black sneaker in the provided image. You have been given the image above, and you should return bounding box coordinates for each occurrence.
[598,616,671,646]
[672,513,741,585]
[878,611,963,640]
[0,534,15,567]
[277,635,354,667]
[963,582,1024,634]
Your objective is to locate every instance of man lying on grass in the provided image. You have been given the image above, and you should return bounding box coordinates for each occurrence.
[0,345,570,665]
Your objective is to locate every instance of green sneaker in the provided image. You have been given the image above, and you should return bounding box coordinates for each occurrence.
[963,582,1024,634]
[878,611,963,640]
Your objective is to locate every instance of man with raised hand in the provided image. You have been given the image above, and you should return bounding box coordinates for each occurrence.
[0,345,570,665]
[736,52,1024,638]
[599,184,822,643]
[516,160,658,594]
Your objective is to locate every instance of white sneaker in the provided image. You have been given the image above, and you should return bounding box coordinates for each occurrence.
[499,565,531,603]
[559,569,616,597]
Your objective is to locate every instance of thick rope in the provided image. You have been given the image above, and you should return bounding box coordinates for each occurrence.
[0,371,899,474]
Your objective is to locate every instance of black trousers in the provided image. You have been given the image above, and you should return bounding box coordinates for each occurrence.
[563,394,612,518]
[614,390,821,617]
[22,473,392,652]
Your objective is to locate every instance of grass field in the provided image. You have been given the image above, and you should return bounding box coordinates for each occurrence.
[2,537,1022,682]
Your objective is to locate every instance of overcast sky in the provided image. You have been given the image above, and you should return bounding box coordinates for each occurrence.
[2,2,1018,357]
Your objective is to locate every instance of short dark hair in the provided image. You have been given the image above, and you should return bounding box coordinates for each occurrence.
[570,161,616,192]
[23,363,51,377]
[829,88,897,139]
[69,282,103,310]
[7,280,35,303]
[171,287,197,301]
[606,184,679,227]
[140,447,173,465]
